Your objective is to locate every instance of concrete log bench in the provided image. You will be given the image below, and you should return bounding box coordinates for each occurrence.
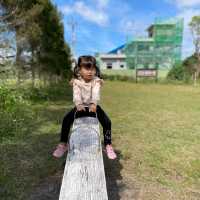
[59,116,108,200]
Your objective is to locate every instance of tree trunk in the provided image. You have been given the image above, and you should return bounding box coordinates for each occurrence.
[30,65,35,87]
[194,71,197,86]
[30,48,36,87]
[49,73,53,85]
[15,39,23,85]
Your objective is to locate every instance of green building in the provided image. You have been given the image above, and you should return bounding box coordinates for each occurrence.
[125,18,184,69]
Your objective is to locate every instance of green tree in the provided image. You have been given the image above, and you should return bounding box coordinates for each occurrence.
[37,1,71,80]
[0,0,71,85]
[189,15,200,85]
[183,53,198,75]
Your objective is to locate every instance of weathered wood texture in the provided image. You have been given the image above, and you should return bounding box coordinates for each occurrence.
[59,117,108,200]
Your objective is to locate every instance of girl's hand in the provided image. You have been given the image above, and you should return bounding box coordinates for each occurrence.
[89,103,97,112]
[69,78,74,86]
[99,79,104,86]
[76,104,86,111]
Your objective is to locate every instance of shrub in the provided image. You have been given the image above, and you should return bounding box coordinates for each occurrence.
[102,73,135,82]
[0,85,34,142]
[167,63,191,82]
[19,83,71,102]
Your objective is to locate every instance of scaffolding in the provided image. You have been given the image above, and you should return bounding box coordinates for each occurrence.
[124,18,184,69]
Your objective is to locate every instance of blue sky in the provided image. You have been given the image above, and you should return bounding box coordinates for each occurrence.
[52,0,200,59]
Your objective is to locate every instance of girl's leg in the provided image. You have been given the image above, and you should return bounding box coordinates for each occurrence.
[53,107,76,158]
[96,105,116,159]
[60,107,76,143]
[96,105,112,146]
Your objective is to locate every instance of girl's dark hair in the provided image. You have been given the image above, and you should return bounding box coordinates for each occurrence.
[73,55,101,78]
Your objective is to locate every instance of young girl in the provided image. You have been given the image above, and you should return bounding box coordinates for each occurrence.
[53,55,117,159]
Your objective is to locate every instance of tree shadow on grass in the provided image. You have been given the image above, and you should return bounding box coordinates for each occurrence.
[103,148,125,200]
[1,132,65,200]
[103,144,141,200]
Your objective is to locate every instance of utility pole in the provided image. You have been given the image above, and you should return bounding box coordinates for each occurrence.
[68,17,77,57]
[125,20,136,42]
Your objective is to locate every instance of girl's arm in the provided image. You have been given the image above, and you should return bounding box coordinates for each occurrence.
[91,78,102,105]
[89,79,102,112]
[73,82,85,111]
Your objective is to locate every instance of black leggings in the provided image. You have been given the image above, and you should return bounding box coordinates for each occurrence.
[60,105,112,146]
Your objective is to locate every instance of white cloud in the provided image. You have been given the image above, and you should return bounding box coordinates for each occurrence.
[167,0,200,8]
[119,19,149,39]
[74,1,108,25]
[61,5,73,15]
[60,1,109,26]
[96,0,109,9]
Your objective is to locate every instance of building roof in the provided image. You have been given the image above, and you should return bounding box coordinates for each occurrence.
[108,44,125,54]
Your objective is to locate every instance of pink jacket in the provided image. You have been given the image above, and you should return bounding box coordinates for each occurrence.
[72,76,103,107]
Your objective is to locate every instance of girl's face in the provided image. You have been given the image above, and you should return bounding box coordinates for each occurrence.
[79,65,96,82]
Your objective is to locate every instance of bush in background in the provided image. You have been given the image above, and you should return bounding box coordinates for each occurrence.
[0,85,34,142]
[102,74,135,82]
[167,63,191,82]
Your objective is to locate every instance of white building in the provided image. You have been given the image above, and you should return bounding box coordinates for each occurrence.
[95,44,127,70]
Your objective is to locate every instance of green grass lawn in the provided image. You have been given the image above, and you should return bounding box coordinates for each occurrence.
[1,80,200,199]
[101,81,200,199]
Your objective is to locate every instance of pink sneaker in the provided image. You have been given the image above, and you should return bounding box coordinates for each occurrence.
[105,144,117,159]
[53,143,68,158]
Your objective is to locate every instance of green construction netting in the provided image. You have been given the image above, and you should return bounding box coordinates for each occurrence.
[125,18,184,69]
